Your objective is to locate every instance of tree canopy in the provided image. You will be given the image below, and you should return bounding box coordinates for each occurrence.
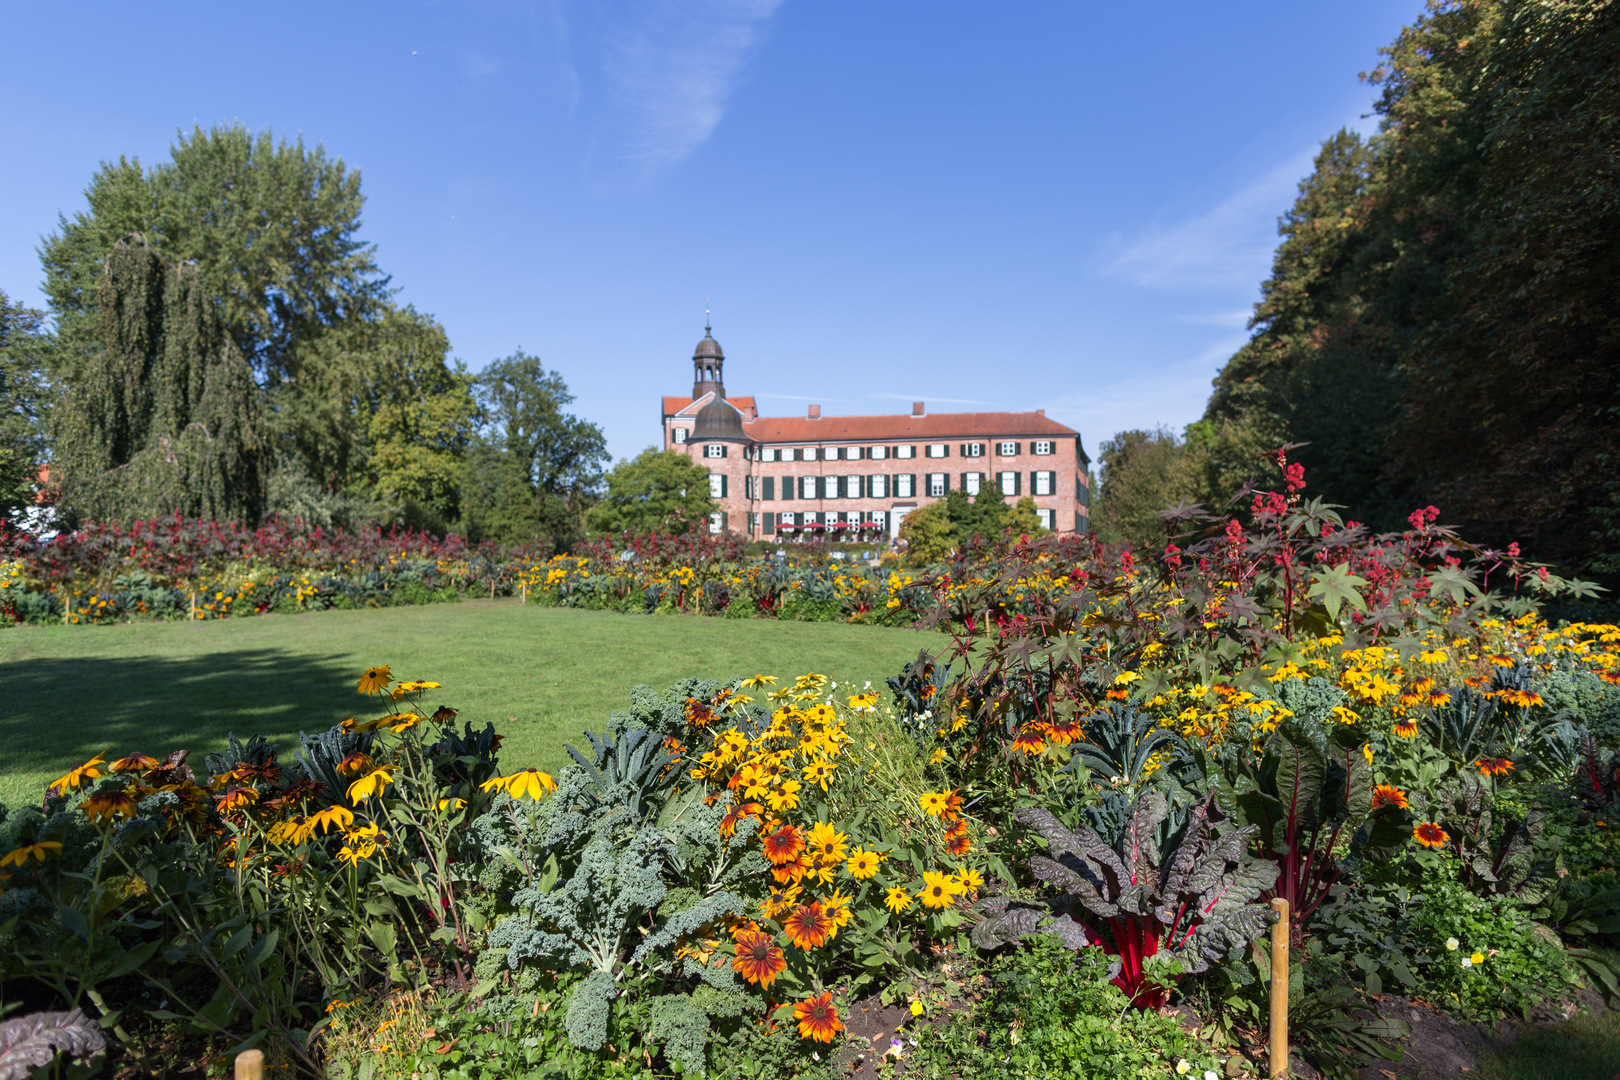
[459,352,608,548]
[0,289,48,523]
[1097,0,1618,586]
[586,449,715,536]
[51,236,268,525]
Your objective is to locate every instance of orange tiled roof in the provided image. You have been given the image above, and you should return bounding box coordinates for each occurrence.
[741,411,1077,443]
[664,395,756,416]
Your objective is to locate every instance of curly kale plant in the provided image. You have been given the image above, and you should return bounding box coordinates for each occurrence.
[975,789,1277,1007]
[482,731,764,1060]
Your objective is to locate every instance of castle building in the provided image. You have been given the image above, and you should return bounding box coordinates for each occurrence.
[661,328,1091,540]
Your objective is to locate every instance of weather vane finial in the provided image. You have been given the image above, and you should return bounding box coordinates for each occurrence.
[705,300,711,335]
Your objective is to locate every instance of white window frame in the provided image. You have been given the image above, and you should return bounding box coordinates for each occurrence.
[781,448,795,462]
[705,444,724,458]
[672,428,687,443]
[895,474,914,498]
[1034,471,1053,496]
[998,441,1017,457]
[1033,440,1053,456]
[966,442,984,457]
[999,472,1017,496]
[760,447,776,462]
[870,445,887,460]
[964,472,982,496]
[870,510,887,530]
[708,512,723,534]
[1037,508,1055,530]
[708,474,725,498]
[926,443,948,458]
[824,447,840,461]
[803,447,818,461]
[870,474,888,499]
[928,473,947,498]
[896,445,914,460]
[780,511,797,526]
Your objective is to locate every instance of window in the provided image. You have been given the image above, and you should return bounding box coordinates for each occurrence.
[846,475,863,499]
[870,445,887,460]
[869,474,888,499]
[705,444,725,458]
[749,512,760,534]
[763,477,775,500]
[1033,440,1053,456]
[964,442,984,457]
[760,447,776,462]
[1077,477,1091,507]
[803,447,818,461]
[870,510,887,531]
[998,441,1018,457]
[896,445,915,460]
[826,476,842,499]
[928,473,948,498]
[998,472,1019,496]
[672,428,687,444]
[895,474,915,498]
[708,512,723,535]
[963,472,982,496]
[763,512,776,534]
[926,443,949,458]
[1033,471,1054,496]
[1037,508,1055,531]
[801,476,823,500]
[824,447,840,461]
[780,512,797,527]
[780,448,795,462]
[708,474,725,499]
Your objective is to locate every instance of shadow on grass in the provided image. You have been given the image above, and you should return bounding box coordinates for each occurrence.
[0,648,360,784]
[1477,1008,1620,1080]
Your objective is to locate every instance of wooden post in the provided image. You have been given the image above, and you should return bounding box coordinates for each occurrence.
[234,1048,265,1080]
[1270,897,1290,1079]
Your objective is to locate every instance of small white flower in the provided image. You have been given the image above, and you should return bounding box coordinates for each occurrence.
[1461,957,1473,968]
[1176,1061,1191,1076]
[1445,937,1460,951]
[1205,1073,1220,1080]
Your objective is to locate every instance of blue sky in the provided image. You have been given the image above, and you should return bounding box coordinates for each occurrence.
[0,1,1423,463]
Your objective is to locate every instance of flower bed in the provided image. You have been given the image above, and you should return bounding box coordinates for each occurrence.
[5,457,1620,1078]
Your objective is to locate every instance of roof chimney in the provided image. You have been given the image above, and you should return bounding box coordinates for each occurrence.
[912,401,925,417]
[808,404,821,420]
[1036,408,1045,417]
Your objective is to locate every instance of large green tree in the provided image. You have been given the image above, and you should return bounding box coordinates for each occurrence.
[1202,0,1619,579]
[0,289,48,523]
[52,237,268,525]
[459,352,608,549]
[40,124,387,385]
[40,123,480,527]
[586,449,715,536]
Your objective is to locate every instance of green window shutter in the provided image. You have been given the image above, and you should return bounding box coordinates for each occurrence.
[764,477,775,500]
[1014,442,1022,455]
[720,474,728,497]
[764,512,776,533]
[1014,472,1021,496]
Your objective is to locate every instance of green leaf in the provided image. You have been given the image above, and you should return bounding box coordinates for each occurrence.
[103,940,160,980]
[1307,565,1369,620]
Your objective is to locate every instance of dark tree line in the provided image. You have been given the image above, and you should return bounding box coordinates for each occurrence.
[1098,0,1619,585]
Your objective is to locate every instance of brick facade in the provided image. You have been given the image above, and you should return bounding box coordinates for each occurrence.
[660,331,1090,540]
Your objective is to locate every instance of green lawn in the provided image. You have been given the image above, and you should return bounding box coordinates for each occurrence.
[0,601,936,807]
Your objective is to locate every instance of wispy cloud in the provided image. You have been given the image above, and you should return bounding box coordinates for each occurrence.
[1042,336,1246,446]
[1103,153,1312,290]
[597,0,782,175]
[868,393,998,406]
[1175,309,1252,328]
[757,392,849,402]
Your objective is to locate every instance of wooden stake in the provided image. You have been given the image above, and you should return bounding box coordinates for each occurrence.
[234,1048,265,1080]
[1270,897,1290,1078]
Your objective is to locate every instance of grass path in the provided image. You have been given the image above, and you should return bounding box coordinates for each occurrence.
[0,602,935,806]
